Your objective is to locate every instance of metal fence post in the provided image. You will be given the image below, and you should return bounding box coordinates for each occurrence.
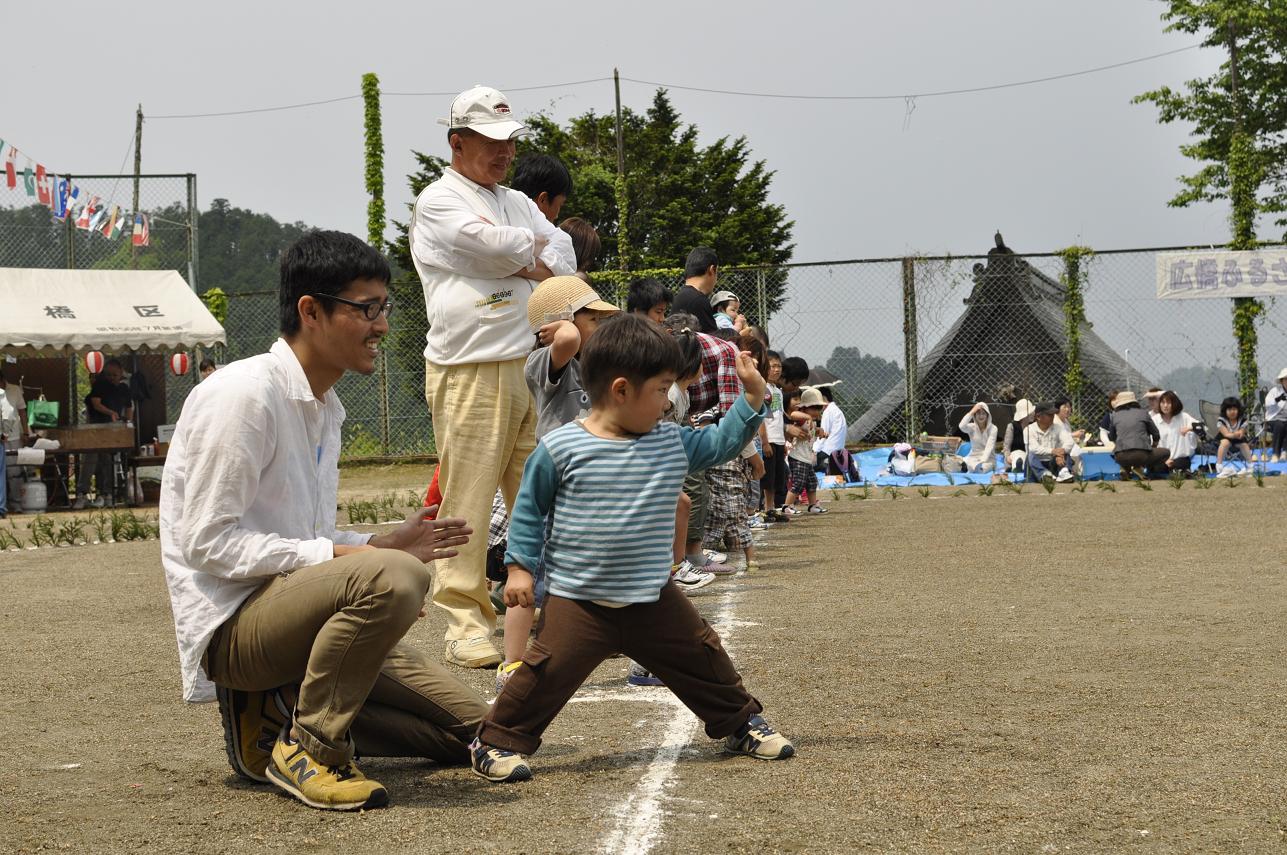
[901,256,918,440]
[187,174,199,292]
[756,268,766,329]
[379,352,391,453]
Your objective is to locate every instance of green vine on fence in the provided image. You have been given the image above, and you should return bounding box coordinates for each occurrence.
[1059,245,1093,423]
[201,287,228,326]
[613,172,631,272]
[1227,129,1262,405]
[362,73,385,249]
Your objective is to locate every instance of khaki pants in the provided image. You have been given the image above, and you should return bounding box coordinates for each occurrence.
[203,549,487,767]
[424,357,536,643]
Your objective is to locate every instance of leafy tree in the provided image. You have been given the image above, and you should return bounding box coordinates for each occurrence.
[1134,0,1286,403]
[388,88,794,317]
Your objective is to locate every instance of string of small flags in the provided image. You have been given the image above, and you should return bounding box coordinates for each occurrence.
[0,136,149,246]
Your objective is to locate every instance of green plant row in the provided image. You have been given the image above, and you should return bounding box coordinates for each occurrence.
[1,510,160,550]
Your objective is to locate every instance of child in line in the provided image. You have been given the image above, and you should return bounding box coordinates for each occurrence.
[760,351,789,522]
[495,276,619,693]
[471,314,795,783]
[783,387,828,514]
[1215,396,1255,476]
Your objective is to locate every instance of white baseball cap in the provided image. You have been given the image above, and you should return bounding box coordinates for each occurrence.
[438,85,528,141]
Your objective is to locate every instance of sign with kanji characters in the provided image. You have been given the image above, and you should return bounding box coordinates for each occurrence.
[1157,249,1287,300]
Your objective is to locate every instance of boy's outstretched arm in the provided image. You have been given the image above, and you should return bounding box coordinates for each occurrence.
[503,443,559,576]
[681,350,768,472]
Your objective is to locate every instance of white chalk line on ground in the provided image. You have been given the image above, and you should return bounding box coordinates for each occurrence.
[595,588,742,855]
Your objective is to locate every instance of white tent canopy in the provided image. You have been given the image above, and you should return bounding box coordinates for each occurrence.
[0,267,225,355]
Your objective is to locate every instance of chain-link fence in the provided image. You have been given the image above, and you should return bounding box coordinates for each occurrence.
[0,173,200,428]
[215,239,1286,460]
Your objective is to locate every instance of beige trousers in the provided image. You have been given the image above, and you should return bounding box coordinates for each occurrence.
[424,357,536,643]
[204,549,487,767]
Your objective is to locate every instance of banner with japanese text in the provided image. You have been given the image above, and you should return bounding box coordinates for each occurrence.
[1156,248,1287,300]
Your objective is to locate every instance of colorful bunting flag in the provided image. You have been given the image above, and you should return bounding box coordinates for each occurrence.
[131,212,149,247]
[77,197,95,230]
[100,205,119,238]
[22,162,34,196]
[34,164,50,206]
[3,146,15,190]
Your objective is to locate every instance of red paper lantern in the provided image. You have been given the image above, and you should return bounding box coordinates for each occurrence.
[170,352,190,376]
[85,350,104,374]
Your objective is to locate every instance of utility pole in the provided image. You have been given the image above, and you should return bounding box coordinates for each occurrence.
[613,68,629,272]
[130,105,143,269]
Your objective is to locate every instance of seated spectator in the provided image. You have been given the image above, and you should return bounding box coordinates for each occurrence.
[199,358,217,381]
[956,402,996,473]
[1143,387,1163,417]
[1022,402,1075,482]
[1097,389,1121,447]
[1108,391,1167,478]
[1264,368,1287,463]
[1053,397,1086,443]
[1153,390,1197,475]
[1215,396,1254,476]
[1002,399,1033,474]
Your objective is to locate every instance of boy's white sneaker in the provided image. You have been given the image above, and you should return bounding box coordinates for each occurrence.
[703,548,728,564]
[672,560,715,593]
[1055,467,1074,483]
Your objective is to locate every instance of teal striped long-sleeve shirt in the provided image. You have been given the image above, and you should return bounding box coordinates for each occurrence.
[504,394,766,603]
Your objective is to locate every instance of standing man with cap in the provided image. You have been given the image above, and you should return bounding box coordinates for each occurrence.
[409,86,576,668]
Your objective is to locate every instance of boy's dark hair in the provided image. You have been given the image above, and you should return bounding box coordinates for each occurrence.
[816,385,836,402]
[1052,396,1070,410]
[511,154,572,202]
[712,328,739,343]
[780,356,810,385]
[1221,396,1244,418]
[105,357,124,370]
[767,349,782,362]
[627,277,673,314]
[684,246,719,279]
[558,217,600,272]
[581,314,682,405]
[280,230,391,337]
[660,312,703,379]
[199,358,216,372]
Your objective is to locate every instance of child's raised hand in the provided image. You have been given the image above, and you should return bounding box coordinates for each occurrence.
[735,350,767,406]
[537,319,579,348]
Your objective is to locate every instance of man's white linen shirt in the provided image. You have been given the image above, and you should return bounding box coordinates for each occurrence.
[1025,421,1074,457]
[160,339,373,703]
[411,168,576,366]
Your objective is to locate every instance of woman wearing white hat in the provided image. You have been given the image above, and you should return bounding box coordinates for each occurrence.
[1265,368,1287,463]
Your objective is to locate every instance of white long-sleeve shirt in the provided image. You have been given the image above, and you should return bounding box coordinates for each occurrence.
[813,401,847,455]
[957,407,998,471]
[1153,411,1199,458]
[1266,385,1287,423]
[160,339,373,703]
[410,168,576,366]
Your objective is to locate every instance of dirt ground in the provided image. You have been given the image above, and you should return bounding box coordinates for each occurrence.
[2,468,1285,854]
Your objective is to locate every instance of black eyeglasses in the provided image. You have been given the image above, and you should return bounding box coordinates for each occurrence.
[312,293,394,321]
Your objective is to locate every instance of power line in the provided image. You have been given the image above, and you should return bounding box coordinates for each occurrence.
[622,44,1203,101]
[147,44,1203,120]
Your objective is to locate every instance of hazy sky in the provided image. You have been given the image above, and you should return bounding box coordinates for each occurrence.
[6,0,1247,263]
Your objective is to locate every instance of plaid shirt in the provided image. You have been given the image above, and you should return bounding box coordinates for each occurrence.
[688,333,742,417]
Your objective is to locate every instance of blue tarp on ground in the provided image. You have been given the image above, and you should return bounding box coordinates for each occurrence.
[815,446,1283,489]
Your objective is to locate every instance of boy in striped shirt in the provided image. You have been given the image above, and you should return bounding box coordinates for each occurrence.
[469,314,795,782]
